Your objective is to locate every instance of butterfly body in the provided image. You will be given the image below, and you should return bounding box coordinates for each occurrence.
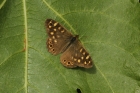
[46,19,93,68]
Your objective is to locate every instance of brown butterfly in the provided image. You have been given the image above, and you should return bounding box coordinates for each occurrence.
[45,19,93,68]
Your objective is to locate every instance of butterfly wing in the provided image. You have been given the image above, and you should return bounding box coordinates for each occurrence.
[60,38,93,68]
[46,19,73,55]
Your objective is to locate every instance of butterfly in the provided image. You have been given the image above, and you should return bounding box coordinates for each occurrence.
[45,19,93,68]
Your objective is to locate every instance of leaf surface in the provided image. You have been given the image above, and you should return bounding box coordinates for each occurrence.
[0,0,140,93]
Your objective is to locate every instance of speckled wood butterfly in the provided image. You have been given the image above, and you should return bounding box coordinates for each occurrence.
[45,19,93,68]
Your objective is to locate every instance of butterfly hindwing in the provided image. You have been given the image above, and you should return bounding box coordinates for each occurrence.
[60,38,93,68]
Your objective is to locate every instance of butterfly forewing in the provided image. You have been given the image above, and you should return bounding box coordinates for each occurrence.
[46,19,73,55]
[46,19,93,68]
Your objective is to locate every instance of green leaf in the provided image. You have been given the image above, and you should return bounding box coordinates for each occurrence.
[0,0,140,93]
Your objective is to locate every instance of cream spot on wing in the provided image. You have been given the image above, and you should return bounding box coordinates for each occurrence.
[52,36,55,39]
[58,27,61,30]
[84,61,87,64]
[82,52,85,55]
[78,59,80,63]
[75,53,77,56]
[54,29,57,31]
[50,32,54,35]
[49,26,52,28]
[54,39,57,43]
[88,61,91,64]
[86,55,90,59]
[81,56,84,60]
[54,22,58,26]
[56,35,60,38]
[80,48,83,52]
[49,20,52,23]
[61,30,65,33]
[71,56,74,59]
[71,62,74,65]
[74,58,77,61]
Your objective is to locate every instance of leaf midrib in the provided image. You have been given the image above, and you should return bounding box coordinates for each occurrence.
[23,0,28,93]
